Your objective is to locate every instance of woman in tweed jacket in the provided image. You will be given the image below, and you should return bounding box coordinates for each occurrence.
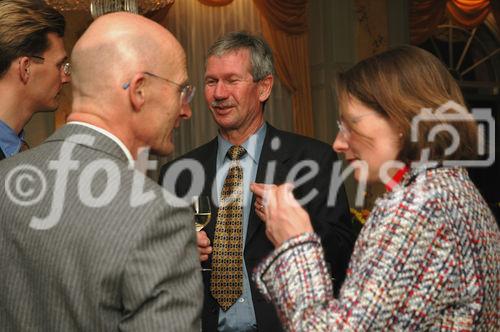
[250,46,499,331]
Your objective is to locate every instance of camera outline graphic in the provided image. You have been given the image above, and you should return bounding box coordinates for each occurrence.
[410,100,495,168]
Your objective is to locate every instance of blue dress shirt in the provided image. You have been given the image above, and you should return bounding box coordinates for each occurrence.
[0,120,24,158]
[216,123,267,332]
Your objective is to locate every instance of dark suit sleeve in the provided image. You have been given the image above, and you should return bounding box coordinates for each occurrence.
[298,146,355,295]
[119,198,202,331]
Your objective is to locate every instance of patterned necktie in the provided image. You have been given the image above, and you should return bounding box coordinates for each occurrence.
[210,145,246,311]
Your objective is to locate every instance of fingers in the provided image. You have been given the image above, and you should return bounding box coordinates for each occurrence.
[197,230,210,247]
[254,201,266,222]
[198,249,211,262]
[197,230,212,262]
[254,197,265,213]
[252,182,296,223]
[276,183,299,208]
[250,183,276,199]
[252,183,277,222]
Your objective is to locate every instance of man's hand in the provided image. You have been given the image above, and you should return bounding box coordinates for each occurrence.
[197,230,212,261]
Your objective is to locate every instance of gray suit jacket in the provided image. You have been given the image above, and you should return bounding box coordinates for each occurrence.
[0,124,202,331]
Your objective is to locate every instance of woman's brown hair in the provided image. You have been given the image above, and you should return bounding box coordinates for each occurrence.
[335,45,478,164]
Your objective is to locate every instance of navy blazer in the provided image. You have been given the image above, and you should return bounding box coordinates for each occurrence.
[160,124,356,332]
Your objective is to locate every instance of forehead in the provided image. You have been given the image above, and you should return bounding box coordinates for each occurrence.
[43,32,67,58]
[341,95,371,116]
[164,45,188,80]
[205,49,252,76]
[173,50,187,72]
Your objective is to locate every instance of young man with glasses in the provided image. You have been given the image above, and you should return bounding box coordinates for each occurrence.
[0,0,70,160]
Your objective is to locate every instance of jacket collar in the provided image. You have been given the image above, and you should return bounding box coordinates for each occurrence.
[45,123,130,164]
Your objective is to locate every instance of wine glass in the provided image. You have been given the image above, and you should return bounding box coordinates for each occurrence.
[192,196,211,232]
[192,196,212,272]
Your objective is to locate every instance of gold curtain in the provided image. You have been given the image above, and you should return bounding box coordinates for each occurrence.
[197,0,234,6]
[447,0,492,27]
[252,0,313,137]
[410,0,500,45]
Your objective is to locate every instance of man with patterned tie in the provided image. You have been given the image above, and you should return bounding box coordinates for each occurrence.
[0,0,70,160]
[160,31,356,331]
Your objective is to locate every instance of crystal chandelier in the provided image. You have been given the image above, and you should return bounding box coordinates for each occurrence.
[45,0,174,18]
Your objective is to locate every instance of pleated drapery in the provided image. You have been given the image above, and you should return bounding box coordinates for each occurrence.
[198,0,234,6]
[253,0,314,137]
[410,0,500,45]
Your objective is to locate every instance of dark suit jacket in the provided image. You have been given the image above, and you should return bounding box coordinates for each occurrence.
[160,124,355,332]
[0,124,203,331]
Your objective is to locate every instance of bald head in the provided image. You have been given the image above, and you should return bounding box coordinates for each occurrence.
[71,12,184,101]
[67,12,192,159]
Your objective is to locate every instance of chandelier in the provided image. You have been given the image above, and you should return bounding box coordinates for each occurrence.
[45,0,174,18]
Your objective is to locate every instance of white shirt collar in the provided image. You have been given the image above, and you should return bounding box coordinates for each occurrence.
[67,121,134,164]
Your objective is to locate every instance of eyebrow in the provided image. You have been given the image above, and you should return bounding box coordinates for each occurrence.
[56,55,68,67]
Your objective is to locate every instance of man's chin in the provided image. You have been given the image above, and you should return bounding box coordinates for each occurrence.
[151,145,174,158]
[37,102,59,113]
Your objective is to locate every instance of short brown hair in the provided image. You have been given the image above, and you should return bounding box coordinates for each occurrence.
[0,0,65,78]
[335,45,478,164]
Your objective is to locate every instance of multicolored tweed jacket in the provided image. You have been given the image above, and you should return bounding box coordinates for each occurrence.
[254,166,499,331]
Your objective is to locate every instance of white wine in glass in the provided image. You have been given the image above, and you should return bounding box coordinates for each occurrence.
[192,196,211,232]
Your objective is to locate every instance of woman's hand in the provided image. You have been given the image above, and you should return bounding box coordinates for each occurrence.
[250,183,313,247]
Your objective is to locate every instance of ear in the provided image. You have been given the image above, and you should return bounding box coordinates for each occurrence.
[18,57,31,84]
[258,74,273,103]
[127,73,147,112]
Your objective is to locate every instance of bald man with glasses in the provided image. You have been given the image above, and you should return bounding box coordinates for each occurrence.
[0,11,201,331]
[0,0,70,160]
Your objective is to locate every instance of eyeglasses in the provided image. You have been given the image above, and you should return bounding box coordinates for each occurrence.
[337,113,376,139]
[29,55,71,76]
[122,71,196,106]
[337,120,351,138]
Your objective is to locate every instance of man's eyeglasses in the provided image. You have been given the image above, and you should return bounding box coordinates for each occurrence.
[122,71,196,106]
[29,55,71,76]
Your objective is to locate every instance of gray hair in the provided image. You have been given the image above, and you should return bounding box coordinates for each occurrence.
[206,31,274,81]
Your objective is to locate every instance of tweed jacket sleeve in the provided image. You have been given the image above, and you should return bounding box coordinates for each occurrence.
[254,167,499,331]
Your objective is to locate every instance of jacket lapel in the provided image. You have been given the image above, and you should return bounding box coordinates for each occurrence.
[200,138,219,241]
[245,124,290,246]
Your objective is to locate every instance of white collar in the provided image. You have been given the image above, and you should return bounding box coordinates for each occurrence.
[67,121,134,164]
